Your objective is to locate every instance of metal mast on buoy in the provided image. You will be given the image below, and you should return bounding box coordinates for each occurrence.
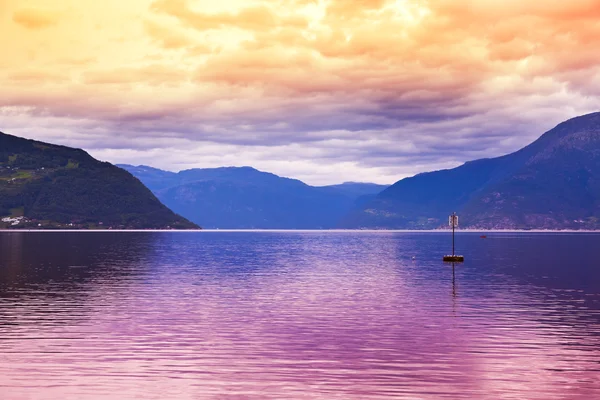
[443,212,464,262]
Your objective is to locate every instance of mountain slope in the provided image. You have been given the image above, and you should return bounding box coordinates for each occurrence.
[463,114,600,229]
[114,165,178,192]
[318,182,389,210]
[318,182,389,197]
[119,165,388,229]
[0,131,198,229]
[341,112,600,229]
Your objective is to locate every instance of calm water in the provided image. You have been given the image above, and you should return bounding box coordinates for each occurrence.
[0,232,599,399]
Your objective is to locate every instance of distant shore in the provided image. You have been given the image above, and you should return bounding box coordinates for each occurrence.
[2,229,600,233]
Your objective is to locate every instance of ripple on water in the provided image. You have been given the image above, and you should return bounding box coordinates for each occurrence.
[0,231,599,399]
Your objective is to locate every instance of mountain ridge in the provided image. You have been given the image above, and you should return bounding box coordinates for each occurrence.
[340,112,600,229]
[119,164,389,229]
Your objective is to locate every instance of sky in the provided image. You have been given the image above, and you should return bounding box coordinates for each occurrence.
[1,0,600,185]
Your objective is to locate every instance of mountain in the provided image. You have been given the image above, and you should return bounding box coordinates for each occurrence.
[340,112,600,230]
[114,164,178,192]
[118,165,388,229]
[317,182,390,209]
[0,131,198,229]
[319,182,390,197]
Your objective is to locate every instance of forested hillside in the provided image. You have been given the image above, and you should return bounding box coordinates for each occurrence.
[0,131,198,229]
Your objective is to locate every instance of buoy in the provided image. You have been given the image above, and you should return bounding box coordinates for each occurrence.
[443,255,465,262]
[443,213,464,263]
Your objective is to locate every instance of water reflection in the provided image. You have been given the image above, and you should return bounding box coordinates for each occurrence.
[0,232,158,290]
[0,232,599,399]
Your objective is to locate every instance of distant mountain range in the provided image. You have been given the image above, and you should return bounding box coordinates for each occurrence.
[341,112,600,230]
[5,112,599,231]
[118,165,388,229]
[0,131,197,229]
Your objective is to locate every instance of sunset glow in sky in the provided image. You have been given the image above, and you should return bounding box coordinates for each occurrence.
[1,0,600,184]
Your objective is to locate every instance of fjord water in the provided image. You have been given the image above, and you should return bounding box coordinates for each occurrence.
[0,232,598,399]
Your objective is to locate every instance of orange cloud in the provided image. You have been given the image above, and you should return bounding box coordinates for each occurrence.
[12,7,60,29]
[151,0,308,31]
[144,19,195,49]
[325,0,388,19]
[1,0,600,184]
[83,64,190,85]
[8,69,69,83]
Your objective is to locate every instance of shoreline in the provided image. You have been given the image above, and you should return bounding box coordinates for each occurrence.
[2,229,600,233]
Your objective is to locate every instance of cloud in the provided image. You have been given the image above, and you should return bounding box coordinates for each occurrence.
[151,0,308,31]
[83,64,191,85]
[1,0,600,185]
[8,69,69,83]
[144,19,196,49]
[12,7,60,29]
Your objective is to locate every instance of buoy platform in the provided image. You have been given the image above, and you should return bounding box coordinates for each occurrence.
[443,255,464,262]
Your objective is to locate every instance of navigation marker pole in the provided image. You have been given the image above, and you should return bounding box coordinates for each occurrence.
[443,213,464,263]
[452,213,455,257]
